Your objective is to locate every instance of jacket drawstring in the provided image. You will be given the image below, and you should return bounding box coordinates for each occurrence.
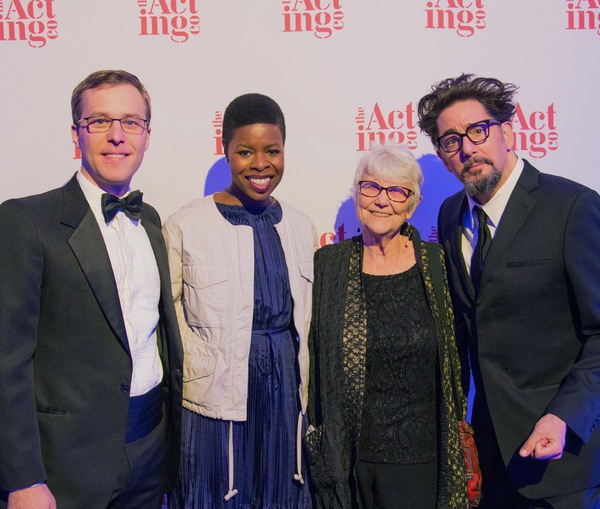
[224,421,238,501]
[294,411,305,484]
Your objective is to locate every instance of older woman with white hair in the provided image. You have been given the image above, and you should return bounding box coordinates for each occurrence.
[306,144,470,508]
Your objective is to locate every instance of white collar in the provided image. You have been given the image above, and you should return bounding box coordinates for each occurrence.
[466,156,524,229]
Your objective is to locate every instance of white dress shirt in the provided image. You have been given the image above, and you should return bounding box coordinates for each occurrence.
[461,157,525,274]
[77,171,162,396]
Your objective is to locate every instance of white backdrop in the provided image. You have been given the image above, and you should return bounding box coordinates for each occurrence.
[1,0,599,244]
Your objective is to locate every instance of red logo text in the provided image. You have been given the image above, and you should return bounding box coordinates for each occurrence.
[138,0,200,43]
[566,0,600,34]
[512,103,559,159]
[425,0,486,37]
[0,0,58,48]
[213,110,224,156]
[356,102,418,152]
[282,0,344,39]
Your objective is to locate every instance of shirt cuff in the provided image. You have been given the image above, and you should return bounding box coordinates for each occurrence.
[9,481,45,493]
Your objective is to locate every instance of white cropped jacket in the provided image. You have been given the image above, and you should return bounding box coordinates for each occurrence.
[163,195,317,421]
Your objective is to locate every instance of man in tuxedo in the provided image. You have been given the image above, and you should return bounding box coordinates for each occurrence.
[0,70,183,509]
[417,74,600,508]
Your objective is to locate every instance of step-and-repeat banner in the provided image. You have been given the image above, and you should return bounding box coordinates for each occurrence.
[1,0,599,243]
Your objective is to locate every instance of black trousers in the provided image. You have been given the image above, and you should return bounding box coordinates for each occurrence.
[107,413,167,509]
[355,460,437,509]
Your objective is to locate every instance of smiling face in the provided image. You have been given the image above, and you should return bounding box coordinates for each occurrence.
[225,123,284,207]
[71,83,150,197]
[435,99,517,204]
[356,173,417,241]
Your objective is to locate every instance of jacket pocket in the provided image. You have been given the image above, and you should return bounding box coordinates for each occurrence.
[37,405,69,415]
[506,258,551,268]
[182,337,219,383]
[182,264,227,328]
[528,383,561,393]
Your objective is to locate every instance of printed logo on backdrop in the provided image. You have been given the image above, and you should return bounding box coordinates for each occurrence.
[213,111,225,156]
[566,0,600,34]
[138,0,200,43]
[425,0,486,37]
[282,0,344,39]
[356,102,419,152]
[204,110,230,197]
[354,101,558,159]
[0,0,58,48]
[512,103,558,159]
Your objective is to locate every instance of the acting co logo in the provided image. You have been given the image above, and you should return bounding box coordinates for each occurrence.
[282,0,344,39]
[512,103,558,159]
[0,0,57,48]
[138,0,200,43]
[355,102,419,152]
[212,110,225,156]
[354,101,558,158]
[566,0,600,34]
[425,0,486,37]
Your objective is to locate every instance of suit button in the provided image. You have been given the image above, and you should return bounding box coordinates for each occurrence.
[120,383,130,393]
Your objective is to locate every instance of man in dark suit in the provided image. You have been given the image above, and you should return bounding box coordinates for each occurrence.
[0,70,183,509]
[417,74,600,508]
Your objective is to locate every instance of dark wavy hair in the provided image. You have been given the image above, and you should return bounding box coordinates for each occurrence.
[71,69,151,124]
[417,73,519,146]
[222,93,286,159]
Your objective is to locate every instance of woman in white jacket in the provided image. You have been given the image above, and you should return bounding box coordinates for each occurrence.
[164,93,316,508]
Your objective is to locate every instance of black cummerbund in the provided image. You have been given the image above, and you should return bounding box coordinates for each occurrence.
[125,384,163,443]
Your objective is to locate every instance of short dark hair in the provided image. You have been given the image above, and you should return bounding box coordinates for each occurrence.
[222,93,286,157]
[71,69,151,124]
[417,73,519,146]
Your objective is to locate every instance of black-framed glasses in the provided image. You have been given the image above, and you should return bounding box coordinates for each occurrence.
[437,119,501,153]
[358,180,413,203]
[78,116,149,135]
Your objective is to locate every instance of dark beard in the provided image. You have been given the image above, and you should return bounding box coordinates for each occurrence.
[462,161,502,197]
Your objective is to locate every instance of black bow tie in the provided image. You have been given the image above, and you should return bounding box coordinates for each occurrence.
[101,190,143,223]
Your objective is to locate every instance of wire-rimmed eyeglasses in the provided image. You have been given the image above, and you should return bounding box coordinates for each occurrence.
[437,119,501,153]
[77,116,149,135]
[358,180,414,203]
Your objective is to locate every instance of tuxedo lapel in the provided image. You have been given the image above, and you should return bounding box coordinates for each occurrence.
[61,176,130,354]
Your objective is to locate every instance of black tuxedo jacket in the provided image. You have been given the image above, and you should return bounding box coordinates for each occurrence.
[438,160,600,499]
[0,175,183,507]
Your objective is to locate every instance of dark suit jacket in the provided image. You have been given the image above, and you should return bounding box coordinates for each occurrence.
[0,175,183,507]
[438,160,600,499]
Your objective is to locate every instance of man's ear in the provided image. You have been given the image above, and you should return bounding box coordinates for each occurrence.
[501,121,515,152]
[71,124,80,149]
